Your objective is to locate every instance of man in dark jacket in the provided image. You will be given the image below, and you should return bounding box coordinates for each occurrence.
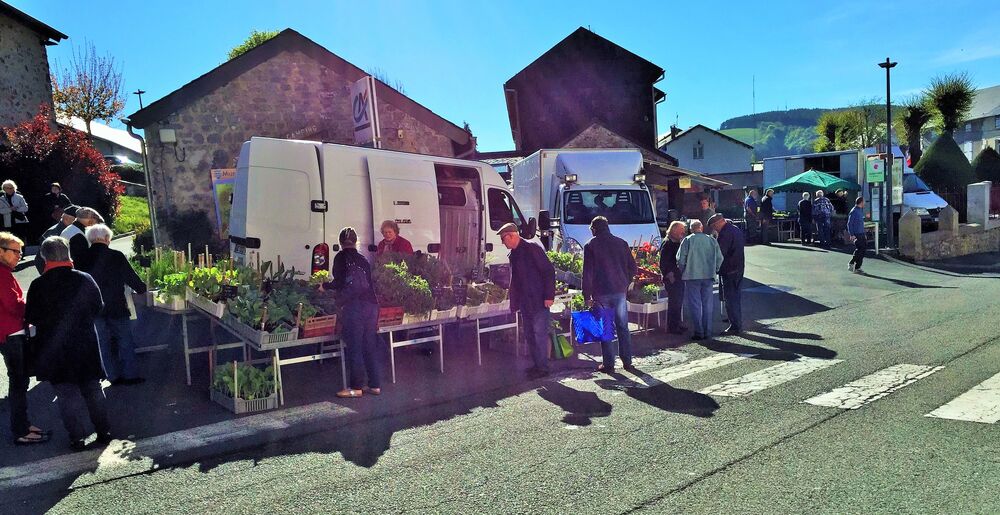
[26,236,112,451]
[34,205,77,274]
[83,224,147,385]
[501,223,555,378]
[582,216,638,374]
[759,189,775,245]
[60,206,103,270]
[41,183,72,222]
[709,214,746,335]
[659,221,688,334]
[797,193,813,245]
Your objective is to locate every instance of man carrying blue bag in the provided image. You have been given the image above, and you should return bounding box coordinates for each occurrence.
[582,216,638,374]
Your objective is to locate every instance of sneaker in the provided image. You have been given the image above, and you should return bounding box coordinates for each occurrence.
[853,268,864,274]
[848,263,855,272]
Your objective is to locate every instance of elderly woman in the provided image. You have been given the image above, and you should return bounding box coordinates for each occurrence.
[375,220,414,256]
[659,221,688,335]
[83,224,147,386]
[0,180,29,240]
[26,236,112,451]
[676,220,723,340]
[332,227,382,398]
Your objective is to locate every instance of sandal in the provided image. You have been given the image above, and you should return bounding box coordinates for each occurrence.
[336,388,363,398]
[14,433,49,445]
[29,426,52,436]
[364,387,381,396]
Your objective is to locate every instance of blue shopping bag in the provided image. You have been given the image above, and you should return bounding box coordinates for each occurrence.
[571,305,616,344]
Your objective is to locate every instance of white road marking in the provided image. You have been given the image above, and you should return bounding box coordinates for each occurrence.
[0,401,354,491]
[700,357,842,397]
[925,372,1000,424]
[650,353,752,384]
[804,364,944,410]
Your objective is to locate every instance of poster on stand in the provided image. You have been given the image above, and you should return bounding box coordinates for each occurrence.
[211,168,236,238]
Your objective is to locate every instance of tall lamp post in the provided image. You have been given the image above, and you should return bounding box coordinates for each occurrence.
[878,58,896,248]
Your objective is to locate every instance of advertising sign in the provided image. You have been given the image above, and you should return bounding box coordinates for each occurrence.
[211,168,236,238]
[351,76,381,147]
[891,159,903,205]
[866,158,885,183]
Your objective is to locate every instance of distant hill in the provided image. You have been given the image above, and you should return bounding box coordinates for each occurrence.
[720,108,833,130]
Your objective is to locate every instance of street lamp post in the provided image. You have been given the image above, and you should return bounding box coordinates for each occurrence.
[878,58,896,248]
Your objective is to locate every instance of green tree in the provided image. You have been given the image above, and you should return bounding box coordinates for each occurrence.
[925,72,975,133]
[913,132,975,192]
[814,111,844,152]
[227,30,279,61]
[894,96,933,167]
[839,99,886,150]
[51,41,125,136]
[971,146,1000,183]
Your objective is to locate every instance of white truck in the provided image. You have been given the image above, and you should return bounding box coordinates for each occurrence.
[229,137,537,281]
[510,148,660,253]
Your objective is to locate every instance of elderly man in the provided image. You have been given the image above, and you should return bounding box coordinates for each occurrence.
[26,236,112,451]
[42,182,73,222]
[759,189,775,245]
[582,216,637,374]
[676,220,723,340]
[0,232,49,445]
[35,205,77,274]
[710,213,746,335]
[61,207,103,269]
[659,221,688,335]
[84,224,147,385]
[743,189,759,244]
[812,191,834,248]
[697,197,716,229]
[500,222,555,379]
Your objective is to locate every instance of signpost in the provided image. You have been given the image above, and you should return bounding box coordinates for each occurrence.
[891,159,903,206]
[351,76,381,148]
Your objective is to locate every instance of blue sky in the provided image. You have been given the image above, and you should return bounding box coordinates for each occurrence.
[17,0,1000,151]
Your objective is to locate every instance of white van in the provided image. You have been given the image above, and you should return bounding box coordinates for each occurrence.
[229,137,537,280]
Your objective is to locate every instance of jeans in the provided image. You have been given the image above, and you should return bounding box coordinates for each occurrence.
[341,302,382,390]
[96,316,139,381]
[720,272,744,331]
[519,307,551,372]
[744,216,759,243]
[683,279,714,337]
[799,219,812,244]
[817,218,831,246]
[52,380,111,442]
[594,293,632,369]
[666,278,685,330]
[849,235,867,269]
[760,216,771,245]
[1,338,32,438]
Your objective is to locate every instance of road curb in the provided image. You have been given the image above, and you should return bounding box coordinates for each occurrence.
[882,253,1000,275]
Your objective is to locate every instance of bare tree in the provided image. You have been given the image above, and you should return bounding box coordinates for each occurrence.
[51,41,126,136]
[366,67,405,94]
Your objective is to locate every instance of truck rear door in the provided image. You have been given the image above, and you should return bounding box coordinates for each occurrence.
[366,154,441,255]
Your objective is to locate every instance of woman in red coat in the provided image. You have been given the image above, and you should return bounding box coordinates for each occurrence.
[375,220,414,256]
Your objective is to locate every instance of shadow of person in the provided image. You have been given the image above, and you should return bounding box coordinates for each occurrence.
[859,273,957,289]
[751,326,823,341]
[595,379,719,418]
[737,332,838,359]
[696,338,801,362]
[536,382,612,426]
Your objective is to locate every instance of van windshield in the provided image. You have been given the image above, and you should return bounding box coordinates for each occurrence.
[903,174,931,193]
[563,189,654,225]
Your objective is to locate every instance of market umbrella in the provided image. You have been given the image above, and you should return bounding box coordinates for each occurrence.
[767,169,861,193]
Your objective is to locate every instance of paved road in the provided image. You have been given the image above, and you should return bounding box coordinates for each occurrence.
[4,243,1000,513]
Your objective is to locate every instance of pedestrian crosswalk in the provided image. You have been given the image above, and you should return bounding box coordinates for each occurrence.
[582,349,1000,426]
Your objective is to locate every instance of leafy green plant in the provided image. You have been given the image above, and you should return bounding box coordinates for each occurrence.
[212,362,277,400]
[571,293,586,312]
[546,251,583,275]
[309,270,330,287]
[228,289,266,328]
[627,284,662,304]
[373,261,434,314]
[156,272,188,301]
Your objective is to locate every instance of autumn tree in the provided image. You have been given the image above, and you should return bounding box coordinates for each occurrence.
[51,41,126,136]
[227,30,279,61]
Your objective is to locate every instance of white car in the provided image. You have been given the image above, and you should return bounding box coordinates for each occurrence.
[902,173,949,228]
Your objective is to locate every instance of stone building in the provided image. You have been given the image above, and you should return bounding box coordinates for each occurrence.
[658,124,756,218]
[128,29,474,241]
[0,1,66,128]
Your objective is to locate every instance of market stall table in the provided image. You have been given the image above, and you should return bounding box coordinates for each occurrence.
[378,317,456,383]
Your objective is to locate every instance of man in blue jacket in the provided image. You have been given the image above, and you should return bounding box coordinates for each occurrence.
[583,216,637,374]
[501,223,555,379]
[847,197,867,274]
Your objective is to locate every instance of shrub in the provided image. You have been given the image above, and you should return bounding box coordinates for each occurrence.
[972,147,1000,184]
[913,133,975,192]
[0,104,123,242]
[132,225,155,255]
[110,163,144,184]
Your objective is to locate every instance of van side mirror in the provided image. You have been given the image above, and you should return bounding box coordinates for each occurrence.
[522,217,537,240]
[538,210,552,231]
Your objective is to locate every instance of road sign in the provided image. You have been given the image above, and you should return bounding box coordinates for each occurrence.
[866,158,885,183]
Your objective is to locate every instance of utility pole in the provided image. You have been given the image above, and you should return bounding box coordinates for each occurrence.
[878,58,896,248]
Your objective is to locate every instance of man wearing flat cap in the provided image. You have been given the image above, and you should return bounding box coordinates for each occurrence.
[499,223,555,379]
[35,205,79,274]
[708,213,745,335]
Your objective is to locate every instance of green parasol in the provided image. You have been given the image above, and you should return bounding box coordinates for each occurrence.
[767,169,861,193]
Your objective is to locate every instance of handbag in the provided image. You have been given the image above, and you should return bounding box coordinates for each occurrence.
[551,333,573,359]
[571,303,616,344]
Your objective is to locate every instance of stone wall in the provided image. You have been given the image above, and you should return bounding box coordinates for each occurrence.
[0,12,55,127]
[143,49,460,241]
[899,202,1000,261]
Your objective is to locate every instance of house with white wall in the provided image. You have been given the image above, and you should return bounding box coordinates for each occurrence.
[658,124,756,217]
[954,84,1000,161]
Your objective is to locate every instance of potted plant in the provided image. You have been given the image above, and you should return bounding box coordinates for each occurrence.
[627,284,667,314]
[547,251,583,288]
[154,272,189,311]
[210,360,279,414]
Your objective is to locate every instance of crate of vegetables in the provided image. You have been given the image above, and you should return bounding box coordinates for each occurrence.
[211,361,279,415]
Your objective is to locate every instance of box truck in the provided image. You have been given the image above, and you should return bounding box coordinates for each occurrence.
[510,149,660,253]
[229,137,538,281]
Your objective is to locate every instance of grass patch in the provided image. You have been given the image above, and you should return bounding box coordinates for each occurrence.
[113,195,151,234]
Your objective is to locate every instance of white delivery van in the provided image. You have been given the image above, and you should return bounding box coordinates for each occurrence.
[229,137,537,281]
[863,146,949,227]
[511,149,660,253]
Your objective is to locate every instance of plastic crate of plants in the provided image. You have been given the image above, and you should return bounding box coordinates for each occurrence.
[211,361,279,414]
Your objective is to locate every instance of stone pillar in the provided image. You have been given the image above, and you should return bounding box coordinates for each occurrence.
[967,181,991,226]
[899,209,922,258]
[938,205,960,233]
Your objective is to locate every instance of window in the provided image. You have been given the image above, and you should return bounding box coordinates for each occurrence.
[902,174,931,194]
[562,189,655,225]
[693,141,704,160]
[487,188,525,230]
[966,122,973,132]
[438,186,466,206]
[995,116,1000,130]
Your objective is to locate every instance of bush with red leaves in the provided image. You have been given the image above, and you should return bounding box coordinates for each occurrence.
[0,104,123,243]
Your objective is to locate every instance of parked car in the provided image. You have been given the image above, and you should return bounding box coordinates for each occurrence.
[103,155,140,166]
[902,172,949,229]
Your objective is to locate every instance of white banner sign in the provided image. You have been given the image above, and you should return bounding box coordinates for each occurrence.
[351,76,380,147]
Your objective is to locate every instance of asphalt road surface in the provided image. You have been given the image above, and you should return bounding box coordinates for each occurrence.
[4,243,1000,514]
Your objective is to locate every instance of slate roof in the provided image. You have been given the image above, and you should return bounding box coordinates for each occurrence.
[966,84,1000,120]
[657,124,753,149]
[0,1,67,44]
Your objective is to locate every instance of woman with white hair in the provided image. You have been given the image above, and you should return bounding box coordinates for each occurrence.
[797,191,813,245]
[0,180,29,240]
[83,224,147,386]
